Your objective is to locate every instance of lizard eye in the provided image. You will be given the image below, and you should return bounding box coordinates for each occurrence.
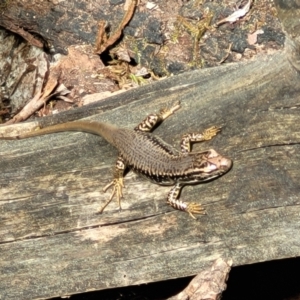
[201,162,208,168]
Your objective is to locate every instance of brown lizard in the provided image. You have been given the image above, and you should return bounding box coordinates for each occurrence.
[0,102,232,218]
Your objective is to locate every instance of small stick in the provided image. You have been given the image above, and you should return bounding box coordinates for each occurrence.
[95,0,138,54]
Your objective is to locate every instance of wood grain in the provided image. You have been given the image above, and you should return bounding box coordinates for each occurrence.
[1,49,300,299]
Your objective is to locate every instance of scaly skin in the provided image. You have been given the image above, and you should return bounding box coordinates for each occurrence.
[0,102,232,218]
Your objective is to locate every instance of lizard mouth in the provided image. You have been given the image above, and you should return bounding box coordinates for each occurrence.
[206,149,233,173]
[219,156,233,170]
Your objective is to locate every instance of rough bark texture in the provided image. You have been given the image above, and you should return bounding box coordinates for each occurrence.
[0,0,284,74]
[168,258,232,300]
[1,1,300,300]
[1,49,300,300]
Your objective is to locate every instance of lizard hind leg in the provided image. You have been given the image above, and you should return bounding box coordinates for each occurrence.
[134,101,181,132]
[98,156,126,214]
[167,184,206,219]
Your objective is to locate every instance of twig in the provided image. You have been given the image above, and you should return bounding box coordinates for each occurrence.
[95,0,137,54]
[215,0,252,26]
[168,258,232,300]
[2,16,43,48]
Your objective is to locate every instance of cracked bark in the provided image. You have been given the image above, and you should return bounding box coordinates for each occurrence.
[0,1,300,299]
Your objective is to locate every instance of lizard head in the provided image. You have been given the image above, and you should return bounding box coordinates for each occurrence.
[190,149,232,181]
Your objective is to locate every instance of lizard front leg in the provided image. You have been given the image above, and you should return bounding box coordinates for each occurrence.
[99,155,126,213]
[180,126,221,154]
[134,102,181,132]
[167,183,206,219]
[175,126,221,217]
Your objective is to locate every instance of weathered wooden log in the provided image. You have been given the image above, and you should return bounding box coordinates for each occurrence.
[1,1,300,300]
[1,48,300,299]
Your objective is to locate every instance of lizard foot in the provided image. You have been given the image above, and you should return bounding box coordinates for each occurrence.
[185,202,206,219]
[202,126,221,140]
[98,178,124,213]
[168,199,206,219]
[160,101,181,120]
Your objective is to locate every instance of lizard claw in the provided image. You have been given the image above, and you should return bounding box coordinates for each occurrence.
[185,202,206,219]
[99,178,124,213]
[202,126,221,140]
[168,198,206,219]
[160,102,181,120]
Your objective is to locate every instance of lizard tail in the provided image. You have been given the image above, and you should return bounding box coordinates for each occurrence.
[1,121,118,146]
